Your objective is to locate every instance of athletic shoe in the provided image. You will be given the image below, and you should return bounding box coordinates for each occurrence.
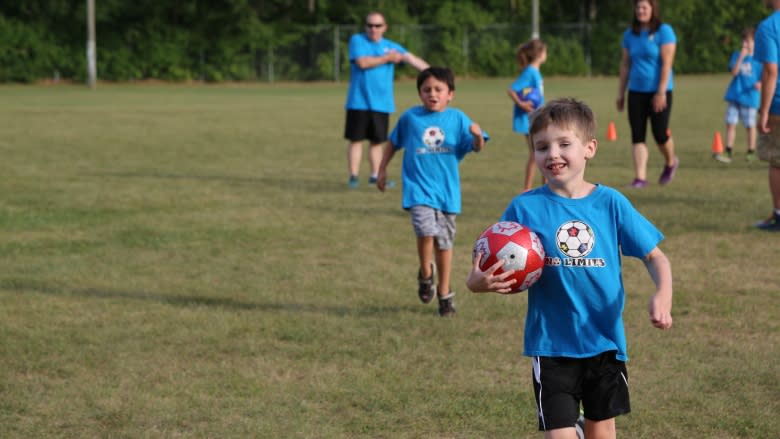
[369,176,396,189]
[348,175,359,189]
[628,178,648,188]
[746,151,756,162]
[659,157,679,185]
[418,264,436,304]
[713,153,731,163]
[755,212,780,232]
[438,292,456,317]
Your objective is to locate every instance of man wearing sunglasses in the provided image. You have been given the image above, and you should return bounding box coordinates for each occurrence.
[344,11,429,188]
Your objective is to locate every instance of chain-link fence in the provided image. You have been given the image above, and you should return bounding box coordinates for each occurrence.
[255,22,625,83]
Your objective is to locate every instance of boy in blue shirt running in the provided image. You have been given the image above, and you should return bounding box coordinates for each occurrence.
[719,27,762,163]
[377,67,488,317]
[467,98,673,438]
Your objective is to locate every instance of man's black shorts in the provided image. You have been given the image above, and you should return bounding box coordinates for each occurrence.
[344,109,390,144]
[532,351,630,431]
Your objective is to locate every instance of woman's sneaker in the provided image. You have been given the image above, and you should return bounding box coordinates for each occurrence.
[438,292,456,317]
[659,157,679,185]
[628,178,648,188]
[418,264,436,304]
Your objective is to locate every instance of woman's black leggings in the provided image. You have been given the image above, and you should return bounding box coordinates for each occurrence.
[627,90,673,145]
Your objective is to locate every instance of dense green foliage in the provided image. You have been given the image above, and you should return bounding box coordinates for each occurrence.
[0,0,771,82]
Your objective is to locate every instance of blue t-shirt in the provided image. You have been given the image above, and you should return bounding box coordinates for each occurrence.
[345,33,407,114]
[390,106,488,214]
[755,10,780,115]
[500,185,664,361]
[510,66,544,135]
[622,23,677,93]
[724,51,762,108]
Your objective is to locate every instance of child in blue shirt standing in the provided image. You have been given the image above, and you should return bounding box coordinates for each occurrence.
[377,67,488,316]
[508,39,547,192]
[467,98,673,438]
[719,27,762,163]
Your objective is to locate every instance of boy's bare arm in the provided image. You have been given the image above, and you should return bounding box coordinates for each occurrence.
[376,141,396,192]
[470,123,485,152]
[643,247,673,330]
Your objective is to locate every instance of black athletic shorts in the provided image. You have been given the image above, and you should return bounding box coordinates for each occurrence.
[532,351,630,431]
[344,109,390,144]
[627,90,673,145]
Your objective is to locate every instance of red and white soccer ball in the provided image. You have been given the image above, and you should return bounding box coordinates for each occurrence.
[472,221,546,292]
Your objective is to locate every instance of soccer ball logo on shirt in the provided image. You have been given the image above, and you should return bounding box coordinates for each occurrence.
[422,126,446,149]
[556,220,595,258]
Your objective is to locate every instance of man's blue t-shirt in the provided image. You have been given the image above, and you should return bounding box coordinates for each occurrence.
[345,33,407,114]
[755,10,780,115]
[501,185,664,361]
[724,51,762,108]
[622,24,677,93]
[510,66,544,135]
[390,106,487,214]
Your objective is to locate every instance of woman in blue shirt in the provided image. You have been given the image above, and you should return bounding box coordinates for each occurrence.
[616,0,678,188]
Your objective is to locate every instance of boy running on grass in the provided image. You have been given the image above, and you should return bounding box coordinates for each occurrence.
[467,98,673,438]
[377,66,488,317]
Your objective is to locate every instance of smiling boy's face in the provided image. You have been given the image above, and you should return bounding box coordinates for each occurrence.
[418,76,453,112]
[532,123,596,191]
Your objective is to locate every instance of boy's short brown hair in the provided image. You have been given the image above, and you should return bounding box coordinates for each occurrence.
[529,97,597,144]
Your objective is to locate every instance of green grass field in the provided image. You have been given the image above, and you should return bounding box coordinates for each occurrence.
[0,76,777,438]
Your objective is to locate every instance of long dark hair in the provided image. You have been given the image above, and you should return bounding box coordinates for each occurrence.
[631,0,662,35]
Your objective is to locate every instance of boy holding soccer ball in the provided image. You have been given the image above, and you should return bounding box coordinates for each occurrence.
[377,67,488,317]
[467,98,673,438]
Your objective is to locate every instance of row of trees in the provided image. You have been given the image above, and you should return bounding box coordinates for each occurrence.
[0,0,772,83]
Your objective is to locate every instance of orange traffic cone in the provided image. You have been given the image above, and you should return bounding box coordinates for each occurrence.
[712,132,731,163]
[711,132,723,154]
[606,122,617,141]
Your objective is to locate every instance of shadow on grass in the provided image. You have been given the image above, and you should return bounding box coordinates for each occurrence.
[87,170,406,218]
[0,278,430,317]
[87,171,350,194]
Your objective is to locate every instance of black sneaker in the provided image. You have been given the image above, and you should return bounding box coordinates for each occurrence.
[756,212,780,232]
[438,292,456,317]
[418,264,435,304]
